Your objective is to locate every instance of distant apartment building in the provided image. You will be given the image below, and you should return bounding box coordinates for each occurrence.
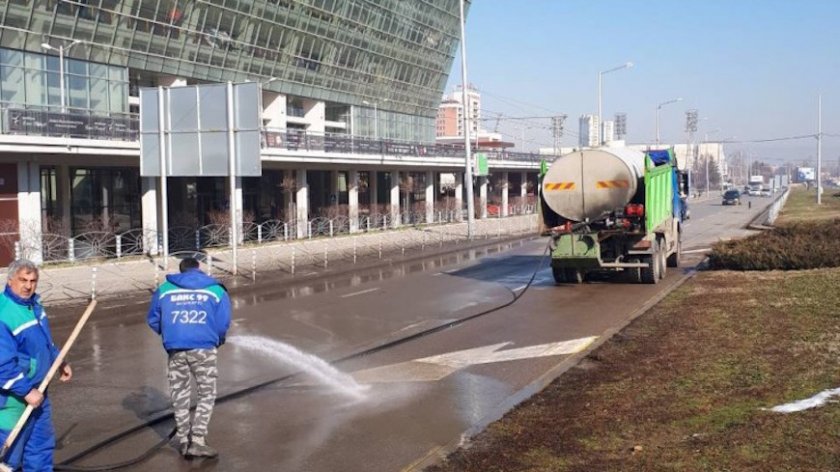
[436,99,461,137]
[435,84,481,139]
[579,114,600,147]
[601,120,615,144]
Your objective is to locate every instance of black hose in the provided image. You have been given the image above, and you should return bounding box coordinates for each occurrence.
[55,241,551,470]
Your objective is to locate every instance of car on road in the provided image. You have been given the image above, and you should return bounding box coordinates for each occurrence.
[722,189,742,205]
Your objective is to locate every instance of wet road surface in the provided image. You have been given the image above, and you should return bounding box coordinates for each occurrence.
[44,197,768,471]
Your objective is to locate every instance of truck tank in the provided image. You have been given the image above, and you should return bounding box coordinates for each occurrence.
[541,148,646,222]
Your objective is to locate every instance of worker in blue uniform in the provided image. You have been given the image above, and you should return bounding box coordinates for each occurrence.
[148,257,231,459]
[0,259,72,471]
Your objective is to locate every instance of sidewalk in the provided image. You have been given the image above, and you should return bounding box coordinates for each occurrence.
[35,215,538,307]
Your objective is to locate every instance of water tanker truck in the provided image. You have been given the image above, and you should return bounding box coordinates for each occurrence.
[540,148,688,284]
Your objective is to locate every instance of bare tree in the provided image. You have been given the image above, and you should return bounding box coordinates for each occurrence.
[280,175,297,222]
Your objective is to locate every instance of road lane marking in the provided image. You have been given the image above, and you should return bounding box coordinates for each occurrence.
[512,285,528,292]
[340,287,381,298]
[682,248,712,254]
[352,336,598,383]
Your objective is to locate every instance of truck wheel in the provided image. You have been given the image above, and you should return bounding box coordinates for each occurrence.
[657,239,667,279]
[626,258,642,284]
[640,241,660,284]
[666,233,681,267]
[552,266,566,283]
[564,268,584,284]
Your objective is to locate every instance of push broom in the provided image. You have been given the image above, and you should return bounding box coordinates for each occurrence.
[0,300,97,472]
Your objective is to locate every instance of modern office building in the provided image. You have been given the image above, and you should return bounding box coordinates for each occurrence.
[0,0,539,264]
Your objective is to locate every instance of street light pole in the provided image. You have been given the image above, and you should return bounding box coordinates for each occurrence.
[655,97,682,145]
[597,61,633,145]
[459,0,475,239]
[41,40,82,113]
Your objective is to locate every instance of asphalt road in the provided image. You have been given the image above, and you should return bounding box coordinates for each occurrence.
[45,195,770,472]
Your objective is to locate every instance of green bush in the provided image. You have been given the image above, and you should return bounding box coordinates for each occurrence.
[708,219,840,270]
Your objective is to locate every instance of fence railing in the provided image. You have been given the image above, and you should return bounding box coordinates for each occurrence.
[14,207,537,264]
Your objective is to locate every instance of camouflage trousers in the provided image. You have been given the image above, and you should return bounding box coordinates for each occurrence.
[167,348,218,443]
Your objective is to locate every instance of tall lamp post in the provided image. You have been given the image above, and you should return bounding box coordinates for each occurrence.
[459,0,475,239]
[597,61,633,144]
[655,97,682,145]
[41,40,82,113]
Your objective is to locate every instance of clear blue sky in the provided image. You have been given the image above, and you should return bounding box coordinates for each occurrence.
[445,0,840,166]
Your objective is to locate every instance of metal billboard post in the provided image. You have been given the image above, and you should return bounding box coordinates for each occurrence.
[158,87,169,270]
[227,82,238,274]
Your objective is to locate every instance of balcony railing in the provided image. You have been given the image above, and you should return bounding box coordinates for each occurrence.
[0,104,545,163]
[0,102,139,141]
[263,128,544,162]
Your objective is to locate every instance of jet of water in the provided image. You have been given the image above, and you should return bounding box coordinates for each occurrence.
[229,334,369,400]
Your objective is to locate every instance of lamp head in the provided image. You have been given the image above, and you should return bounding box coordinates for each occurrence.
[40,43,54,51]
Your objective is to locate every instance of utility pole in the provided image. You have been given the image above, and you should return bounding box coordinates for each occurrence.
[685,109,698,195]
[551,115,567,156]
[614,113,627,141]
[817,94,822,205]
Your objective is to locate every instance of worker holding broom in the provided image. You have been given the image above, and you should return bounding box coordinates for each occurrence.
[0,260,72,471]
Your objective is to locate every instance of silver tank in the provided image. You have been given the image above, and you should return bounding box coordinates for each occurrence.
[541,148,645,222]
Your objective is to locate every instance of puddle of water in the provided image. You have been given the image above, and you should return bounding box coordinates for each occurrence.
[232,241,525,307]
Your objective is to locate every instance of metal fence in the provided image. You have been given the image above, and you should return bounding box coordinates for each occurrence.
[14,207,537,264]
[33,214,540,305]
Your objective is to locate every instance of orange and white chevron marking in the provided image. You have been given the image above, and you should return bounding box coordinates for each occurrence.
[595,180,630,189]
[543,182,576,191]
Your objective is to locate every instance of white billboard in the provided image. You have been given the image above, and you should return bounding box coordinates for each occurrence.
[797,167,815,181]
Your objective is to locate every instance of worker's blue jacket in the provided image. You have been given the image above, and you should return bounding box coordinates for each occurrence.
[147,270,231,351]
[0,285,60,430]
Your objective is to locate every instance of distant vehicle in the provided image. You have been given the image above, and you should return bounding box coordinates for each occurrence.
[722,189,741,205]
[748,188,761,196]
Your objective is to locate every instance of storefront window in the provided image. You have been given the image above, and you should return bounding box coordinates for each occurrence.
[70,168,140,235]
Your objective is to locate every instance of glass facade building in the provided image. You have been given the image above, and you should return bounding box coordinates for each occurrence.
[0,0,465,142]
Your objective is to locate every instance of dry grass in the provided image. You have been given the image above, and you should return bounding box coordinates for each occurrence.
[428,269,840,472]
[776,185,840,224]
[708,219,840,270]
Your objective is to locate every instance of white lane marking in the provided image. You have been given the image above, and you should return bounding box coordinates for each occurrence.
[353,336,598,383]
[767,387,840,413]
[340,287,381,298]
[512,285,528,292]
[682,248,712,254]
